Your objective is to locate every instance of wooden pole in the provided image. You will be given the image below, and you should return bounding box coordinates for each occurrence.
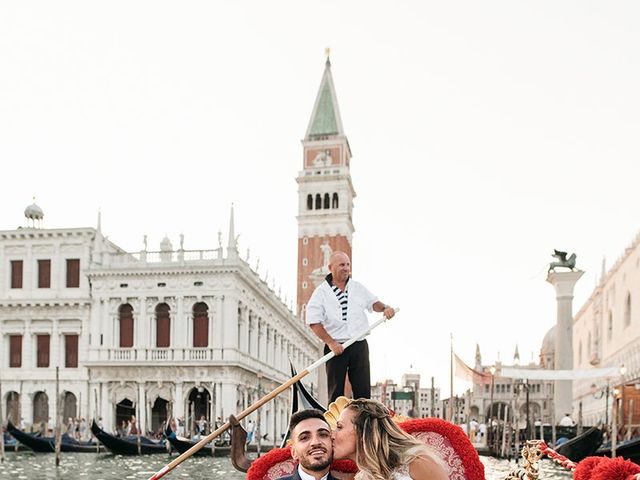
[0,371,5,463]
[500,404,508,458]
[94,388,100,453]
[55,367,62,466]
[147,311,396,480]
[612,397,618,458]
[626,399,633,441]
[449,334,454,422]
[137,388,141,455]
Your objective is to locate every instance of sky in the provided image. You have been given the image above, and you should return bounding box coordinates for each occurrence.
[1,1,640,396]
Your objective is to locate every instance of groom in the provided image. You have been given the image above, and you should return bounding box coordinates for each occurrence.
[278,409,337,480]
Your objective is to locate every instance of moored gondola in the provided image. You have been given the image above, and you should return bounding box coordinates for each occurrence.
[554,426,603,462]
[164,420,230,457]
[90,419,166,455]
[7,420,101,453]
[595,435,640,464]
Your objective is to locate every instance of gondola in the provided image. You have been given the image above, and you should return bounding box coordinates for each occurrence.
[595,435,640,464]
[554,426,603,462]
[164,421,230,457]
[7,420,101,453]
[90,419,167,455]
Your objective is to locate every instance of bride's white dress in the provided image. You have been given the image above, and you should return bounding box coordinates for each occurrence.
[390,464,413,480]
[354,464,413,480]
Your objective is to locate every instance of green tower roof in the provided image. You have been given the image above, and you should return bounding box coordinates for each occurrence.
[305,59,344,140]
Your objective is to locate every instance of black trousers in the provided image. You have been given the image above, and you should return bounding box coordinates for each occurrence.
[324,339,371,403]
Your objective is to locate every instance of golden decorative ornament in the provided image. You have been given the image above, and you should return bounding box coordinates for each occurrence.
[323,396,351,429]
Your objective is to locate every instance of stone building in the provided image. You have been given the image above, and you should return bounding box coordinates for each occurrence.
[466,344,554,427]
[572,233,640,427]
[0,205,320,440]
[371,373,441,419]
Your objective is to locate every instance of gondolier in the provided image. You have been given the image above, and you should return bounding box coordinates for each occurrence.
[306,251,395,402]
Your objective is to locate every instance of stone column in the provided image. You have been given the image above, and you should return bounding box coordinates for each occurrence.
[137,382,146,434]
[174,382,184,420]
[100,382,111,431]
[547,269,584,424]
[219,382,237,421]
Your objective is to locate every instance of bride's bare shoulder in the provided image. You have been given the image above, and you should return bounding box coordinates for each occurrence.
[408,455,448,480]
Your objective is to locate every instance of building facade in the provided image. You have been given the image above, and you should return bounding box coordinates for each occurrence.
[572,234,640,427]
[0,208,321,440]
[466,345,554,427]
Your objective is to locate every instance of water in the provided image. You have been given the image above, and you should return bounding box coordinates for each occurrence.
[0,452,572,479]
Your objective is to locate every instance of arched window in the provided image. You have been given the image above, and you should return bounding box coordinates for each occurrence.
[625,293,632,327]
[156,303,171,348]
[315,194,322,209]
[607,311,613,341]
[323,193,330,209]
[33,391,49,425]
[63,391,77,420]
[332,193,339,208]
[6,392,19,424]
[193,302,209,348]
[119,304,134,348]
[306,194,313,210]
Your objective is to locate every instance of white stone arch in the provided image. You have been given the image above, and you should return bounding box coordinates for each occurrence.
[146,383,173,407]
[111,382,138,405]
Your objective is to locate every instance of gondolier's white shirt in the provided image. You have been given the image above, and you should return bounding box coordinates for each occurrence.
[305,278,378,342]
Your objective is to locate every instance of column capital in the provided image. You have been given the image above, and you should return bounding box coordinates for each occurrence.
[546,270,585,298]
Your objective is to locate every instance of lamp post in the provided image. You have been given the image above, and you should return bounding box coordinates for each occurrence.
[590,382,610,429]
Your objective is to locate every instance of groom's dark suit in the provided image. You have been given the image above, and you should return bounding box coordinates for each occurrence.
[277,465,339,480]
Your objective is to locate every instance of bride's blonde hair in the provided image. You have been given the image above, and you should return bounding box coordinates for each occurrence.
[346,399,443,480]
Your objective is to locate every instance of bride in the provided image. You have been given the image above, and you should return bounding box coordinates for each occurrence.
[330,399,448,480]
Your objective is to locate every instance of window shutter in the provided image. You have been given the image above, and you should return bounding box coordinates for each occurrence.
[65,334,79,368]
[11,260,23,288]
[38,260,51,288]
[37,334,50,367]
[119,305,134,348]
[156,304,171,348]
[66,259,80,288]
[9,335,22,367]
[193,303,209,347]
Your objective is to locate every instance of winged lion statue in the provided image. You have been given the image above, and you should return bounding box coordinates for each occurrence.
[548,249,577,272]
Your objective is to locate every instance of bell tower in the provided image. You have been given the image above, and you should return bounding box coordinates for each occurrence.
[296,55,356,317]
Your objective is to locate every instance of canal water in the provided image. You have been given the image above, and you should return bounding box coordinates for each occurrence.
[0,451,573,479]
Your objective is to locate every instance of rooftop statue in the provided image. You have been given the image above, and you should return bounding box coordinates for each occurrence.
[548,249,577,272]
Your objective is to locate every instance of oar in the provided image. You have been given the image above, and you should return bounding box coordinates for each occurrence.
[147,309,397,480]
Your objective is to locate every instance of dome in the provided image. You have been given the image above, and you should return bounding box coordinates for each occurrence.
[540,325,556,356]
[24,202,44,220]
[160,236,173,252]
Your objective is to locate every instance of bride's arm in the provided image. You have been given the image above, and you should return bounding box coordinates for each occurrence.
[408,456,448,480]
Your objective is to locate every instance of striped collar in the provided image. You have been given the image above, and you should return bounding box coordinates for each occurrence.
[325,273,350,289]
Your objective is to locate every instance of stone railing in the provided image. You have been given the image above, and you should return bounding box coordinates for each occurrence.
[104,347,223,362]
[96,347,286,380]
[102,249,221,266]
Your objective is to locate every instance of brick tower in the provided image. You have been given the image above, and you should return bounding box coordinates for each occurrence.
[296,56,356,318]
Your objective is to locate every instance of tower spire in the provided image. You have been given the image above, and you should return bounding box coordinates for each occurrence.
[305,52,344,140]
